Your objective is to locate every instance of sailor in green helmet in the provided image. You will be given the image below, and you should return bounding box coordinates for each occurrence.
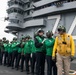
[0,39,3,65]
[3,39,8,66]
[34,28,46,75]
[2,37,7,65]
[7,40,12,67]
[11,37,19,69]
[16,36,25,71]
[20,36,26,72]
[44,31,57,75]
[23,35,32,74]
[31,34,36,75]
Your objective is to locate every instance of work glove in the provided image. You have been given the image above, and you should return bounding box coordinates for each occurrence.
[70,55,74,61]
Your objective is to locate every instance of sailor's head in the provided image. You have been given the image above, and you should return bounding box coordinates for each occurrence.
[37,28,44,36]
[46,30,53,38]
[57,26,66,34]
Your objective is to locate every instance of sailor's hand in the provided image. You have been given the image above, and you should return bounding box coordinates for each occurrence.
[70,55,74,61]
[52,56,55,60]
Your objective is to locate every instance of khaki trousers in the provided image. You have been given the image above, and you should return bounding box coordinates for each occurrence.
[56,53,70,75]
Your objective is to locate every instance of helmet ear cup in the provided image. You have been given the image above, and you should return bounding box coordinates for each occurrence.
[51,31,53,36]
[52,33,53,36]
[63,28,66,32]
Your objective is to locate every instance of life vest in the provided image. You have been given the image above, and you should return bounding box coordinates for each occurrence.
[35,36,44,52]
[57,34,71,56]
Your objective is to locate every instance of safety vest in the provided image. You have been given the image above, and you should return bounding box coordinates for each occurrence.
[35,36,45,52]
[57,34,71,56]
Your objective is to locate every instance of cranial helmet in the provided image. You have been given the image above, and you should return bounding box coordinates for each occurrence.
[3,37,6,40]
[46,30,53,36]
[37,28,44,33]
[57,26,66,32]
[25,35,31,39]
[13,37,17,40]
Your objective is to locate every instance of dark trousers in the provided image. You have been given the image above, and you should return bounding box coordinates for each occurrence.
[0,50,2,65]
[11,51,18,68]
[4,51,8,66]
[16,53,21,69]
[46,55,57,75]
[25,53,31,72]
[21,55,25,71]
[36,52,45,75]
[31,53,36,73]
[7,53,12,66]
[0,51,4,65]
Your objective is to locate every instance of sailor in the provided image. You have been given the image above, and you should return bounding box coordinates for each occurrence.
[23,35,32,74]
[7,40,12,67]
[0,39,3,65]
[34,28,46,75]
[11,37,19,69]
[44,31,57,75]
[52,26,75,75]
